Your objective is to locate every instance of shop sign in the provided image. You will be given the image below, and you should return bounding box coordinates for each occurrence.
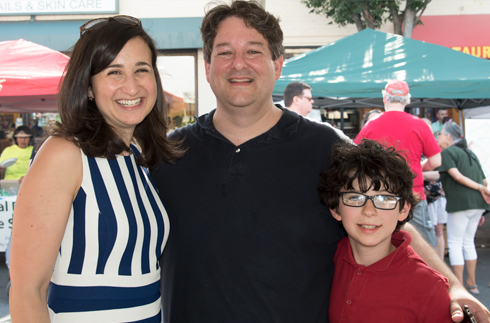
[0,0,118,16]
[0,196,15,253]
[412,15,490,59]
[451,46,490,59]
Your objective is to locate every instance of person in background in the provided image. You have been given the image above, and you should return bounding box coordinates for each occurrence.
[31,119,45,138]
[9,15,183,322]
[422,117,448,260]
[355,80,441,247]
[0,126,34,183]
[360,109,382,128]
[438,121,490,295]
[151,1,490,322]
[6,123,16,145]
[320,140,452,322]
[284,81,352,142]
[432,108,449,134]
[283,81,314,117]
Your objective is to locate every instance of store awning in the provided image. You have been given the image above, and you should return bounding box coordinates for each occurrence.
[0,17,203,52]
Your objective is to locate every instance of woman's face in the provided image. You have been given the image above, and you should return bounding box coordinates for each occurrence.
[88,36,157,142]
[16,137,30,149]
[437,129,450,148]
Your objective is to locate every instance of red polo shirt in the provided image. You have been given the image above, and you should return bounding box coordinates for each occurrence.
[329,231,452,323]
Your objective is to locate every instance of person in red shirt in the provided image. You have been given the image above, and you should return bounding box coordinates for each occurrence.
[319,140,452,323]
[354,80,442,247]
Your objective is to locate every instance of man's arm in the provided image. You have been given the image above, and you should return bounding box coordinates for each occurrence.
[403,222,490,322]
[423,170,440,182]
[422,152,441,172]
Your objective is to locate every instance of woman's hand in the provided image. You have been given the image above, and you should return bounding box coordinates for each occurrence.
[479,186,490,204]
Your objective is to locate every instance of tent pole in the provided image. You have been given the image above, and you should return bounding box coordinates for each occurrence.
[459,109,464,135]
[340,107,345,131]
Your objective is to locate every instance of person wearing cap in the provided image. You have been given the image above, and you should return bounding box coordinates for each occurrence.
[355,80,442,248]
[0,126,34,183]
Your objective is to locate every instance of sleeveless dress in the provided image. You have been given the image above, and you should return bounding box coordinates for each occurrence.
[47,145,169,323]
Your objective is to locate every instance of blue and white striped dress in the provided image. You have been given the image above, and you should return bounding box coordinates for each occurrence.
[48,145,169,323]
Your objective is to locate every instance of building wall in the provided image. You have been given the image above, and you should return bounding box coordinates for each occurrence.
[2,0,489,116]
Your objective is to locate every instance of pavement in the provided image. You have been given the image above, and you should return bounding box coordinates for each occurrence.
[0,219,488,322]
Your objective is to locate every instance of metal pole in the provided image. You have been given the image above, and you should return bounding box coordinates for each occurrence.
[340,107,345,131]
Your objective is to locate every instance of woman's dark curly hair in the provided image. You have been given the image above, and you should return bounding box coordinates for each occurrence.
[319,139,419,231]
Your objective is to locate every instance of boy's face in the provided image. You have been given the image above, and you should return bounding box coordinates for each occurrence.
[330,179,410,263]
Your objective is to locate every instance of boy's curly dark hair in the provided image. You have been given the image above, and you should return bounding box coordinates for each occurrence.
[319,139,419,231]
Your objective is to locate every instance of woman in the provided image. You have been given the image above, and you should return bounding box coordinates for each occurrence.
[437,122,490,295]
[0,126,34,183]
[9,16,184,322]
[360,109,382,128]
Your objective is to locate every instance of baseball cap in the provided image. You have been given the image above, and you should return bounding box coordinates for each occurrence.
[384,80,409,96]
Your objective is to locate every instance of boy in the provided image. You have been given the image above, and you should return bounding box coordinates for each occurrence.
[319,140,452,322]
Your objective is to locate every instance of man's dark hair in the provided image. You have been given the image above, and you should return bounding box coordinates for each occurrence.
[200,0,284,63]
[283,82,311,108]
[319,140,418,231]
[437,108,448,115]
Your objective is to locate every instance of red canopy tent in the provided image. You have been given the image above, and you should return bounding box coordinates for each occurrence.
[0,39,69,113]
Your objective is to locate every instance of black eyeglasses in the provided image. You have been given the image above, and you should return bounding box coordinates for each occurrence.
[301,96,313,101]
[340,192,401,210]
[80,15,141,37]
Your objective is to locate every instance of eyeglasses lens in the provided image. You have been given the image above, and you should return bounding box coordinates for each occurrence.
[341,193,399,210]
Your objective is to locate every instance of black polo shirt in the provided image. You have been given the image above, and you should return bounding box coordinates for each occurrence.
[151,108,344,323]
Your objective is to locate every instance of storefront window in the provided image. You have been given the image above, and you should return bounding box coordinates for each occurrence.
[157,51,197,131]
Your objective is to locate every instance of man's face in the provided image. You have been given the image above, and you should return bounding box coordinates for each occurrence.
[296,89,314,117]
[204,16,283,112]
[437,109,448,122]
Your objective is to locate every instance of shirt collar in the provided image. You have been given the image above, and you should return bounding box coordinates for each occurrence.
[196,108,301,145]
[342,230,412,272]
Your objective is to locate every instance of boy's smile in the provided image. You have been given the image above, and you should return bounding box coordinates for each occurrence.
[330,179,411,266]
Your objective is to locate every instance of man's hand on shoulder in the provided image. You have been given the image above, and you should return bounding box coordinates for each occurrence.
[449,284,490,322]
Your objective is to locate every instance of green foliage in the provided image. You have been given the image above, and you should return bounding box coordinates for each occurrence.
[301,0,431,35]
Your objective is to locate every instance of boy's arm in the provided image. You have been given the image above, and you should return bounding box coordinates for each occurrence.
[403,222,490,323]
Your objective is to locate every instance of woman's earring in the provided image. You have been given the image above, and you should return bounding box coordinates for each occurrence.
[88,96,94,101]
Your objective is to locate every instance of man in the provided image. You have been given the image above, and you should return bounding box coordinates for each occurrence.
[152,2,490,322]
[355,80,441,248]
[432,108,449,134]
[284,81,353,143]
[283,81,314,116]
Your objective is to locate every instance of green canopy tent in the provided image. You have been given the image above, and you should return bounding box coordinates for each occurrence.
[273,29,490,110]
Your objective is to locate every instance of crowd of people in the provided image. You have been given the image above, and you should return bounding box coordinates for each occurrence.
[4,0,490,322]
